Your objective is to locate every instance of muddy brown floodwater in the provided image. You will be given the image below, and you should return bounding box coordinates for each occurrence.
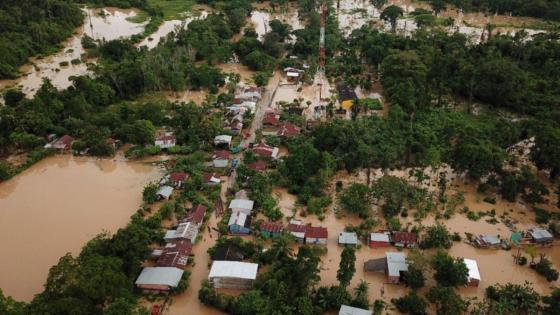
[0,8,146,97]
[0,154,161,301]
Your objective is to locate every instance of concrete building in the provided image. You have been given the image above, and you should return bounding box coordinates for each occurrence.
[464,258,481,287]
[208,261,258,289]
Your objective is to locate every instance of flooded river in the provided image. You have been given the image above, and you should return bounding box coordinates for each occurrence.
[0,155,161,301]
[0,8,146,97]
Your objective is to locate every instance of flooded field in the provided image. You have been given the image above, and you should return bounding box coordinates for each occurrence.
[0,155,161,301]
[250,4,304,42]
[139,10,209,49]
[0,8,146,97]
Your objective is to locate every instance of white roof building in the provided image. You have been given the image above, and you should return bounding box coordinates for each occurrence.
[209,261,258,282]
[214,135,232,146]
[339,305,372,315]
[338,232,358,245]
[370,232,390,243]
[164,221,198,242]
[386,252,408,278]
[157,186,174,200]
[135,267,183,290]
[464,258,481,282]
[228,211,249,227]
[229,199,254,214]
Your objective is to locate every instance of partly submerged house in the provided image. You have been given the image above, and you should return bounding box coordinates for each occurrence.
[169,172,189,188]
[155,133,176,149]
[260,221,284,238]
[390,231,417,248]
[277,122,300,138]
[339,305,372,315]
[473,234,501,248]
[338,232,358,246]
[208,261,259,289]
[464,258,481,287]
[252,143,279,159]
[305,226,328,245]
[157,186,174,200]
[156,240,192,269]
[369,232,391,248]
[365,252,409,284]
[229,199,254,215]
[164,221,199,243]
[288,222,307,243]
[135,267,184,293]
[528,228,554,245]
[45,135,75,150]
[228,211,252,235]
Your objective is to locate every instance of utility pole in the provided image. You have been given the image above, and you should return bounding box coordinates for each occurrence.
[318,3,326,74]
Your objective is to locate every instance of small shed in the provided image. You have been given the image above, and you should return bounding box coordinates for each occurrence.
[386,252,408,284]
[369,232,391,248]
[338,232,358,246]
[229,199,254,214]
[305,226,328,245]
[135,267,184,293]
[260,221,284,238]
[164,222,198,243]
[208,261,259,289]
[157,186,174,200]
[339,305,372,315]
[464,258,481,287]
[390,231,417,248]
[228,211,252,235]
[214,135,233,148]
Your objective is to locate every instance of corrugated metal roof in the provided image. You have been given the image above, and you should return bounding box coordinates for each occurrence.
[338,232,358,244]
[157,186,174,198]
[464,258,481,281]
[135,267,183,287]
[386,252,408,277]
[339,305,372,315]
[370,232,390,242]
[229,199,254,211]
[208,261,258,280]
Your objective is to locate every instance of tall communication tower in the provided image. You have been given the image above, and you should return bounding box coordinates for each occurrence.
[318,3,327,74]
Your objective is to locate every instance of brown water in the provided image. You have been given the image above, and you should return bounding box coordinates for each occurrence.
[0,154,161,301]
[0,8,146,97]
[138,10,209,49]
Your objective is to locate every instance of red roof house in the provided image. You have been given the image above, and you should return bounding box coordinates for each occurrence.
[252,143,279,159]
[305,226,328,245]
[169,172,189,188]
[248,160,267,172]
[277,122,300,138]
[263,111,280,126]
[390,232,418,248]
[51,135,75,150]
[183,205,207,226]
[156,240,192,269]
[203,172,221,185]
[260,222,284,238]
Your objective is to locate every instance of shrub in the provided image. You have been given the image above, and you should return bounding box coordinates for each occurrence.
[535,258,559,282]
[392,291,427,315]
[142,183,159,204]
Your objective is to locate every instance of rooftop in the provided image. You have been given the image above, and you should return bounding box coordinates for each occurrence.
[169,172,188,182]
[386,252,408,277]
[306,226,328,239]
[260,221,283,233]
[229,199,255,211]
[339,305,372,315]
[464,258,481,281]
[248,160,267,172]
[370,232,390,242]
[208,261,258,280]
[339,232,358,244]
[135,267,183,287]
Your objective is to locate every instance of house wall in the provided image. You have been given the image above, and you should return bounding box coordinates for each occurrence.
[370,241,390,248]
[229,224,250,235]
[387,275,400,284]
[468,279,480,287]
[210,277,254,289]
[306,237,327,245]
[137,284,171,292]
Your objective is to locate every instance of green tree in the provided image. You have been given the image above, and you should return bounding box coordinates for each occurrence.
[431,251,468,287]
[421,224,452,249]
[380,5,404,32]
[542,288,560,315]
[392,291,427,315]
[339,183,373,217]
[142,183,159,204]
[337,247,356,287]
[371,0,387,10]
[426,286,467,315]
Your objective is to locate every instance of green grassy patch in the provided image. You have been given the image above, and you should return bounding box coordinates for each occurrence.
[147,0,196,20]
[126,10,150,23]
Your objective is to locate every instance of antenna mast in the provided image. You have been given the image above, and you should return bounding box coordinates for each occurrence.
[318,3,327,74]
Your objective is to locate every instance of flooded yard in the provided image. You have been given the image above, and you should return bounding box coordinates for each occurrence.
[0,8,146,97]
[0,154,161,301]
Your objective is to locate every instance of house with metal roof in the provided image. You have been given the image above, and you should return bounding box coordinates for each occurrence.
[473,234,501,248]
[156,240,192,269]
[252,143,279,159]
[157,186,174,200]
[529,228,554,244]
[208,261,259,289]
[305,226,328,245]
[213,150,231,168]
[386,252,409,284]
[45,135,75,150]
[155,133,176,149]
[229,199,254,214]
[390,231,417,248]
[169,172,189,188]
[338,232,358,246]
[203,172,221,185]
[260,221,284,238]
[164,222,199,243]
[214,135,232,148]
[182,205,207,227]
[135,267,184,293]
[369,232,391,247]
[464,258,481,287]
[288,222,307,243]
[228,211,252,235]
[339,305,372,315]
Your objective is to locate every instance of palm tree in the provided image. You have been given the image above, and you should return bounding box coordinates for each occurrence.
[270,231,294,260]
[524,245,538,265]
[381,5,404,33]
